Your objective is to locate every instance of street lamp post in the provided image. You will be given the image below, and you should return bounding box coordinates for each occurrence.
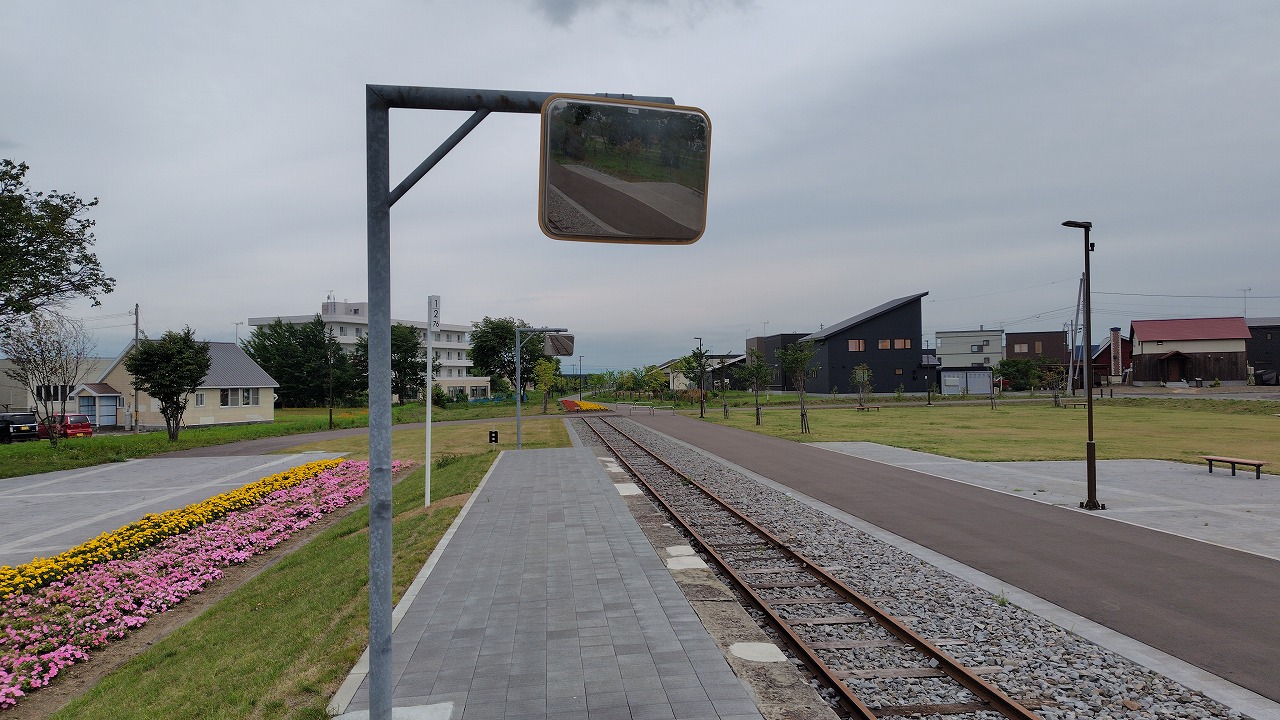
[1063,220,1104,511]
[579,355,584,397]
[694,336,705,418]
[515,326,567,449]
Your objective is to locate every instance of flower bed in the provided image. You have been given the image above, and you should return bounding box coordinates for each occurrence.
[0,458,345,597]
[0,459,405,709]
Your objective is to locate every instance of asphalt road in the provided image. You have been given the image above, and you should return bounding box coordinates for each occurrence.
[632,413,1280,703]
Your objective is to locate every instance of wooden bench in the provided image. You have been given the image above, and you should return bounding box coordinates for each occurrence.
[1065,402,1088,409]
[1201,455,1268,479]
[854,405,881,412]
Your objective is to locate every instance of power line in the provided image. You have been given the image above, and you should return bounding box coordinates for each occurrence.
[1095,291,1280,299]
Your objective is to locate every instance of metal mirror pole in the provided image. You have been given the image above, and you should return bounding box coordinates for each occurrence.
[362,85,672,720]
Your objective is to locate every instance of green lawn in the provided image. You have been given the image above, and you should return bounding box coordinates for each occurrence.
[48,419,570,719]
[702,397,1280,465]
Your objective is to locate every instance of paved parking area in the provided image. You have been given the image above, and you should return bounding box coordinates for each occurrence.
[0,452,343,567]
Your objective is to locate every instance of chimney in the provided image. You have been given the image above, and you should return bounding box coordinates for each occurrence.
[1109,327,1122,377]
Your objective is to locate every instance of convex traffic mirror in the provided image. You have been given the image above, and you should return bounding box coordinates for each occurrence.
[539,95,710,244]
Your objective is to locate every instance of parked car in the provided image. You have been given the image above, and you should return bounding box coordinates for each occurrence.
[0,412,41,443]
[38,413,94,439]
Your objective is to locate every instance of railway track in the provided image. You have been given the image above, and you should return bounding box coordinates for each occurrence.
[582,416,1043,720]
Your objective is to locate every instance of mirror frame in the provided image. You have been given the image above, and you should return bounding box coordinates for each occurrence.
[539,94,711,245]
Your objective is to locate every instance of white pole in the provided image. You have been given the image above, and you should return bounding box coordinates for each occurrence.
[425,295,440,507]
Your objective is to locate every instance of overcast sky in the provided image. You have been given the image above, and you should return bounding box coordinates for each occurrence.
[5,1,1278,373]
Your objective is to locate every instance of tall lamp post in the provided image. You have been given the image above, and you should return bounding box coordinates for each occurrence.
[515,325,567,449]
[579,355,584,397]
[1063,220,1104,511]
[694,336,705,418]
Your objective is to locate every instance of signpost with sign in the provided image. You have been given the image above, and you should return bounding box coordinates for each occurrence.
[424,295,440,508]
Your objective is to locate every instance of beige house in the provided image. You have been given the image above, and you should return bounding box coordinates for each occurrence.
[73,341,279,430]
[0,357,113,412]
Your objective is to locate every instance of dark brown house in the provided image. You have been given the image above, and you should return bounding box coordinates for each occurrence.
[1129,317,1250,386]
[1005,331,1069,364]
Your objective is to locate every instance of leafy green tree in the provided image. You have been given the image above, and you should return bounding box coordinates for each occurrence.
[1,160,115,331]
[241,316,360,407]
[777,341,817,433]
[641,365,666,398]
[733,348,773,425]
[469,317,545,395]
[995,357,1042,392]
[675,346,711,417]
[352,324,434,405]
[123,327,211,441]
[534,358,558,414]
[851,363,874,406]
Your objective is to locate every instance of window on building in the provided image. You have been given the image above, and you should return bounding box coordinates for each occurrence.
[878,339,891,350]
[220,389,239,407]
[1034,341,1043,354]
[848,339,865,352]
[242,388,260,406]
[895,368,904,375]
[195,393,204,407]
[340,326,347,336]
[971,344,983,353]
[1014,343,1029,353]
[893,339,911,349]
[984,357,991,365]
[983,339,990,346]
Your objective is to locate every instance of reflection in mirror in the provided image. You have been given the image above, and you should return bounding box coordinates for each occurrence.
[540,95,711,244]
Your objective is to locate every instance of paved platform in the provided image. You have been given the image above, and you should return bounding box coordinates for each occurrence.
[331,447,764,720]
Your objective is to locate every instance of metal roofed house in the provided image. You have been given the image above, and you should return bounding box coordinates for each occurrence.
[798,292,931,394]
[1128,317,1250,386]
[72,340,280,430]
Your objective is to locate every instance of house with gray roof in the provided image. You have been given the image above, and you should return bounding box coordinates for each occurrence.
[72,340,279,430]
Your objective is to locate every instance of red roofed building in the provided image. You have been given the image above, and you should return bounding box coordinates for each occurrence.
[1128,317,1250,386]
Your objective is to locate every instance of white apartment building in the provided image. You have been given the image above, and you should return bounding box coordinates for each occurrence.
[247,297,491,400]
[934,328,1004,368]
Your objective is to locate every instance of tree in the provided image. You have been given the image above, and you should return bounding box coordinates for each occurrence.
[123,327,211,441]
[0,160,115,331]
[242,316,359,407]
[390,324,427,405]
[733,348,773,425]
[675,346,711,418]
[777,341,817,433]
[995,357,1042,392]
[851,363,874,406]
[351,324,435,405]
[469,317,544,395]
[0,313,95,447]
[534,358,558,414]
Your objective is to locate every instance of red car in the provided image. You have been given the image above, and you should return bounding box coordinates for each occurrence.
[39,413,94,439]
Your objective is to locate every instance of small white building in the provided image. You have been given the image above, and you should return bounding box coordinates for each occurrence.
[935,328,1003,368]
[248,296,491,400]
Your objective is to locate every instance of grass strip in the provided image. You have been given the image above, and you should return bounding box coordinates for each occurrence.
[704,399,1280,465]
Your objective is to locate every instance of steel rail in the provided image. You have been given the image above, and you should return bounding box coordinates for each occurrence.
[586,417,1042,720]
